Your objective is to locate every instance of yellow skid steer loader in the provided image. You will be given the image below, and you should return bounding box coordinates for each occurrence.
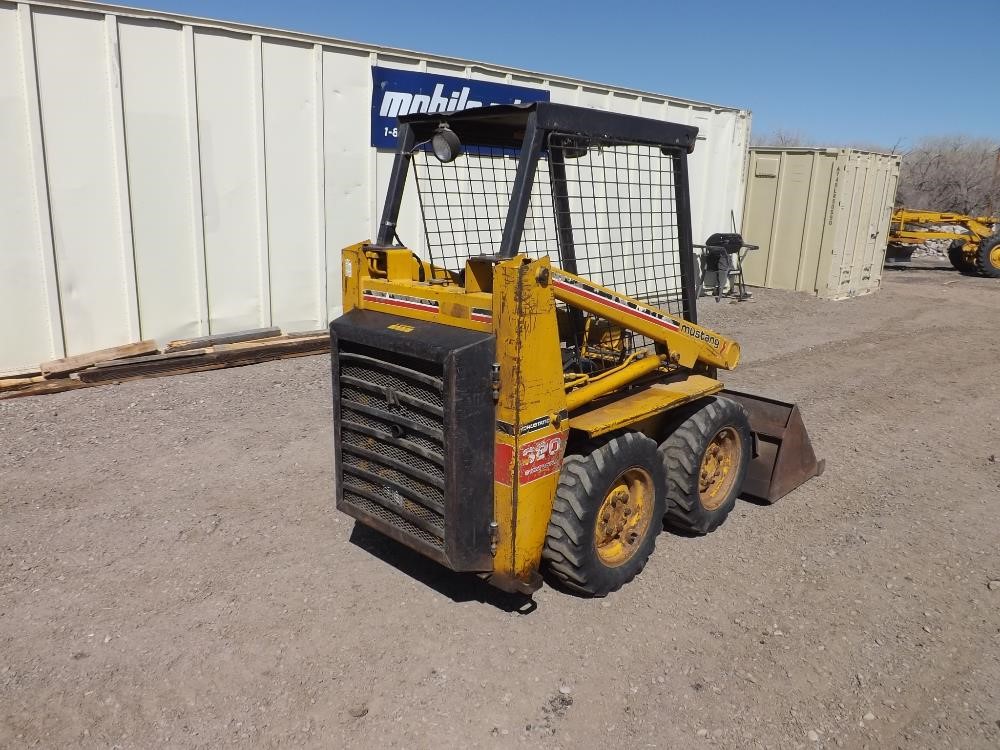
[331,103,823,596]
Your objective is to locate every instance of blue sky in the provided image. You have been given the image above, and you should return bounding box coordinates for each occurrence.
[122,0,998,149]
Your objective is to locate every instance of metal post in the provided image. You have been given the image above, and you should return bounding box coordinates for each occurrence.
[549,142,578,273]
[376,124,416,246]
[549,140,587,348]
[673,152,698,324]
[498,113,544,259]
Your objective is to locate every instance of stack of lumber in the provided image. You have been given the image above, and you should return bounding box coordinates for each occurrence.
[0,327,329,401]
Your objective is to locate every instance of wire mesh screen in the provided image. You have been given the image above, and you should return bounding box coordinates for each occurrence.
[547,133,683,316]
[411,133,684,318]
[411,146,556,267]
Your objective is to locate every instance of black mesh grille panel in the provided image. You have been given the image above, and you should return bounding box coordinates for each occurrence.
[341,428,444,480]
[342,452,444,512]
[340,407,443,456]
[341,385,442,431]
[341,358,444,409]
[337,351,446,550]
[344,492,444,551]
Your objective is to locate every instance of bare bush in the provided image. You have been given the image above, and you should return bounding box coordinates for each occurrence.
[896,136,1000,215]
[750,128,811,147]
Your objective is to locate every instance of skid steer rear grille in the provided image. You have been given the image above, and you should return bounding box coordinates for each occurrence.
[341,427,443,477]
[332,310,495,571]
[343,492,444,549]
[338,351,446,550]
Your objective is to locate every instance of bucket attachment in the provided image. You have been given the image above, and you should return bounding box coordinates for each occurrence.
[722,389,825,503]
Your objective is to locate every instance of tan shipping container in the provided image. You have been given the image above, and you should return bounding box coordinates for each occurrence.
[740,147,901,299]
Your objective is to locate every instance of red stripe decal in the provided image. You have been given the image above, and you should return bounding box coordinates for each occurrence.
[363,294,438,313]
[494,443,514,487]
[551,278,679,331]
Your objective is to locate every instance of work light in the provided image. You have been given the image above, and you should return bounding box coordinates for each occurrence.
[431,125,462,163]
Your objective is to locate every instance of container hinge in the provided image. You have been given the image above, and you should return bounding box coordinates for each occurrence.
[489,520,499,556]
[491,363,500,402]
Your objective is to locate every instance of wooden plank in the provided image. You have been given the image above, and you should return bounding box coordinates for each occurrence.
[0,368,42,381]
[0,374,45,391]
[40,340,159,378]
[209,334,328,354]
[78,335,329,384]
[0,377,91,400]
[164,327,282,353]
[6,335,330,398]
[283,328,329,339]
[91,349,208,369]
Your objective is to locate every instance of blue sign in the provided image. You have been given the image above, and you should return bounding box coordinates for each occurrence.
[371,66,550,149]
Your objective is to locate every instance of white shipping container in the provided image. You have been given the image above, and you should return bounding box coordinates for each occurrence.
[0,0,751,375]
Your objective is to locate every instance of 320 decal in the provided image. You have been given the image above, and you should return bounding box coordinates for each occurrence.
[519,432,568,484]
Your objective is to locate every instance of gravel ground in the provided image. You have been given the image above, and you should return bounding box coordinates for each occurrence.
[2,259,999,749]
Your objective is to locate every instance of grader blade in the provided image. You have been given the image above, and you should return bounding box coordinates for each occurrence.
[722,390,825,503]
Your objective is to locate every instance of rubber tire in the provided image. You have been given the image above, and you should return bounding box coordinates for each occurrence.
[975,235,1000,278]
[659,396,752,536]
[542,432,666,597]
[947,240,976,273]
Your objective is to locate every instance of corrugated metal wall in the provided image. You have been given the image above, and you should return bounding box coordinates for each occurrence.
[0,0,751,375]
[741,148,900,300]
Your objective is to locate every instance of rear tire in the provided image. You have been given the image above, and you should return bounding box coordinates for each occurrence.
[975,235,1000,278]
[947,240,976,273]
[659,397,751,535]
[542,432,666,597]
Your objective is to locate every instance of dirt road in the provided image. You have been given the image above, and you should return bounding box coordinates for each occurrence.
[3,261,999,749]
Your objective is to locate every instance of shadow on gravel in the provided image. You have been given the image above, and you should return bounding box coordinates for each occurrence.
[348,523,538,614]
[883,264,962,274]
[738,494,775,508]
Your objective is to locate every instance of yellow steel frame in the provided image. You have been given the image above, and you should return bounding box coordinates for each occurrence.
[341,242,495,333]
[889,209,998,251]
[569,374,724,437]
[490,255,568,588]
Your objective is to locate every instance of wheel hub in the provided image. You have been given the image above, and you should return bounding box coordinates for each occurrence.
[595,467,654,567]
[698,427,742,510]
[990,245,1000,270]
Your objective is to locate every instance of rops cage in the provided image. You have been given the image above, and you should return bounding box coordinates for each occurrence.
[375,102,700,373]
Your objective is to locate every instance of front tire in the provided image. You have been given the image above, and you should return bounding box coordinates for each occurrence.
[975,235,1000,278]
[660,397,751,535]
[542,432,666,597]
[947,240,976,273]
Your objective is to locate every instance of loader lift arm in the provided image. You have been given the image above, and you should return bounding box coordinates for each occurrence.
[548,266,739,417]
[550,267,740,372]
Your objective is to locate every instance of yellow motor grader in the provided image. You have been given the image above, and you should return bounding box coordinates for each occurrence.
[886,209,1000,277]
[331,103,822,597]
